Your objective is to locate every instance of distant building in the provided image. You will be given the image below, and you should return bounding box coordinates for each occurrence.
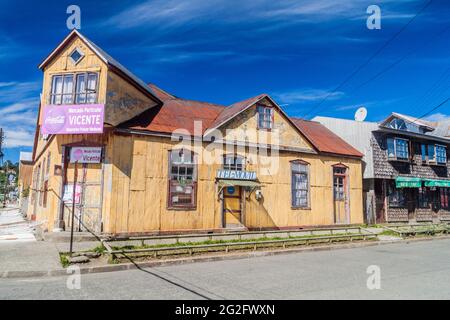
[315,114,450,224]
[18,152,33,214]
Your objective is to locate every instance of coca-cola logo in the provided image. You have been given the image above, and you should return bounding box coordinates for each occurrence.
[43,107,66,133]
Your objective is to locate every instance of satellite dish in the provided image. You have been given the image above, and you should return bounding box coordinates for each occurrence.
[355,107,368,122]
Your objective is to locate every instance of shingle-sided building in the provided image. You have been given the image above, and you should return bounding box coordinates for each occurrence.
[27,31,364,236]
[315,114,450,224]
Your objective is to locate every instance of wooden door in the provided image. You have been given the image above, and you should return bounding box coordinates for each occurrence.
[223,186,242,228]
[333,167,349,224]
[63,162,103,233]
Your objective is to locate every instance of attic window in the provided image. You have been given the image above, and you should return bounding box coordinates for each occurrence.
[69,48,84,65]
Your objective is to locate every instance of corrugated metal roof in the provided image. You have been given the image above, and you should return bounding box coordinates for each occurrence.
[290,118,364,157]
[121,85,363,158]
[120,92,225,136]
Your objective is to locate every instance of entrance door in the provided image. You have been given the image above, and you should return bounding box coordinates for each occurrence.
[406,189,417,221]
[333,166,349,224]
[223,186,243,228]
[63,151,104,233]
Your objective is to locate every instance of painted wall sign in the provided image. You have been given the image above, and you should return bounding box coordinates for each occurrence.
[70,147,102,164]
[62,184,81,204]
[216,170,257,180]
[41,104,104,135]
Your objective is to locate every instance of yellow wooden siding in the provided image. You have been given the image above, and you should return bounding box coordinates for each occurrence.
[220,101,315,151]
[103,133,363,234]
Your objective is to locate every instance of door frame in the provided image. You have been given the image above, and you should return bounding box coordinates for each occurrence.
[332,164,350,224]
[222,185,243,228]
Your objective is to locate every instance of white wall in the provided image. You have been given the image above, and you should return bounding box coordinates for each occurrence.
[313,116,379,179]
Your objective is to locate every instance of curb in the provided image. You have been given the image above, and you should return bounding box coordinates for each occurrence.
[2,235,450,279]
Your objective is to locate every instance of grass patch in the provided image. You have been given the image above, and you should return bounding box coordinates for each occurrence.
[59,253,70,268]
[109,232,371,252]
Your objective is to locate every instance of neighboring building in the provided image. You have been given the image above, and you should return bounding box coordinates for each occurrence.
[18,152,33,213]
[315,113,450,224]
[28,30,364,236]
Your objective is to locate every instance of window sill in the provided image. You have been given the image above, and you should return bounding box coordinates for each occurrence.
[291,206,311,210]
[388,158,410,163]
[167,206,197,211]
[429,162,447,167]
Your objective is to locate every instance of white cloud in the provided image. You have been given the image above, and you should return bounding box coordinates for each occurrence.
[104,0,420,30]
[273,88,344,104]
[0,81,40,149]
[2,128,35,148]
[423,112,450,122]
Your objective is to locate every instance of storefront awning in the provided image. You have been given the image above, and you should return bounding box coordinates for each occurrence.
[395,177,422,188]
[217,179,261,188]
[423,179,450,187]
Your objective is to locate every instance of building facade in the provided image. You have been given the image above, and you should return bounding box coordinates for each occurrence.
[26,31,364,236]
[315,113,450,224]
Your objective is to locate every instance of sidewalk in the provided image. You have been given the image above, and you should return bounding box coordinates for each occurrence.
[0,207,100,277]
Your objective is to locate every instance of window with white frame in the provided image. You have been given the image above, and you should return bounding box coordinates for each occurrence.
[168,149,197,209]
[223,155,244,171]
[50,72,98,105]
[436,145,447,164]
[291,161,309,208]
[387,137,409,160]
[257,106,273,129]
[420,143,447,164]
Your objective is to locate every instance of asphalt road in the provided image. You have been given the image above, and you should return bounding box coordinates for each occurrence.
[1,239,450,300]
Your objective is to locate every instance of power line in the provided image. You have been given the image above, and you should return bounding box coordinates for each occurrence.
[411,96,450,124]
[347,24,450,97]
[302,0,433,119]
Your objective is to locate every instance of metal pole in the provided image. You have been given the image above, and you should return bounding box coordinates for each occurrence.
[69,161,78,256]
[3,161,8,207]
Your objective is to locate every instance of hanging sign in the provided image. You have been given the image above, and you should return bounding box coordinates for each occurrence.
[70,147,102,164]
[216,170,257,180]
[41,104,104,135]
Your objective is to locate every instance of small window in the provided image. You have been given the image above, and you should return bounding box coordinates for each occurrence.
[223,155,244,171]
[257,106,273,129]
[427,144,436,162]
[421,144,427,162]
[291,161,309,208]
[418,187,430,208]
[421,144,447,164]
[69,48,84,65]
[436,145,447,164]
[46,152,51,176]
[75,73,98,104]
[388,182,405,207]
[168,149,197,209]
[387,118,407,130]
[51,74,74,105]
[440,188,449,209]
[386,137,409,160]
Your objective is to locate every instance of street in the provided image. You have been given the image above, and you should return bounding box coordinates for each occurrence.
[1,238,450,299]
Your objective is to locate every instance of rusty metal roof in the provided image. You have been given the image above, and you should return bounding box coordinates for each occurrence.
[206,94,268,133]
[120,85,363,158]
[120,89,225,136]
[290,118,364,157]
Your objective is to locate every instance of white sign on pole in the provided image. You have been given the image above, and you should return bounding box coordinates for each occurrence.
[70,147,102,164]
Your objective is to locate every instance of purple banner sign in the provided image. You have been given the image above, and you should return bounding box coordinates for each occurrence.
[41,104,104,135]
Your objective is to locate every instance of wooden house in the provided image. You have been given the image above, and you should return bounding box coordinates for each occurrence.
[28,30,364,235]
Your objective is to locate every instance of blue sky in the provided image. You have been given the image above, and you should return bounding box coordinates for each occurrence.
[0,0,449,162]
